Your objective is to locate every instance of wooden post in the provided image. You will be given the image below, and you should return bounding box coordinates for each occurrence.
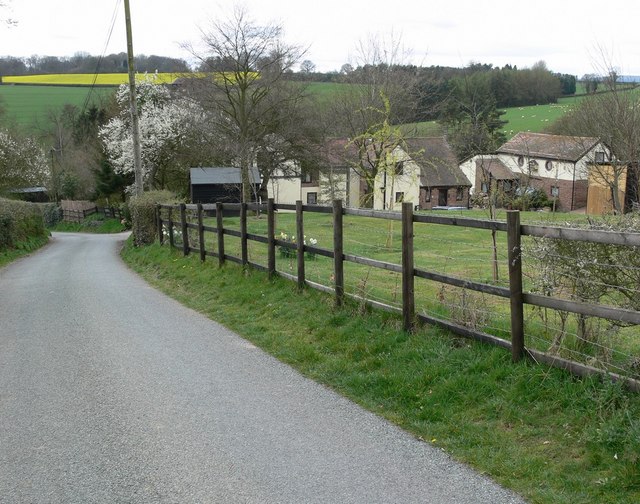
[240,202,248,266]
[507,210,525,362]
[267,198,276,279]
[402,202,415,333]
[296,200,305,290]
[180,203,189,256]
[216,202,225,267]
[333,199,344,307]
[197,203,205,262]
[157,204,163,245]
[168,207,174,249]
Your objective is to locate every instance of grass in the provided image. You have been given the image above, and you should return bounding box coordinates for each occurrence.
[50,214,128,233]
[0,84,114,127]
[121,237,640,504]
[0,234,49,269]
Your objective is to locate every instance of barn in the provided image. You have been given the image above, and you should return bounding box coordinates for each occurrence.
[190,167,261,204]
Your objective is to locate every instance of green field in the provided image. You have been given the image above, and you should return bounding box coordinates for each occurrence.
[0,84,115,128]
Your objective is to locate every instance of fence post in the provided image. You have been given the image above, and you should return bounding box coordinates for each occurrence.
[507,210,524,362]
[197,203,205,262]
[168,207,175,249]
[157,204,163,245]
[267,198,276,279]
[180,203,189,256]
[296,200,305,290]
[402,202,415,333]
[240,202,248,266]
[333,199,344,307]
[216,202,225,267]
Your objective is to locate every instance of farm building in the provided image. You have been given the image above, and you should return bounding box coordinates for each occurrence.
[460,132,612,211]
[190,167,261,204]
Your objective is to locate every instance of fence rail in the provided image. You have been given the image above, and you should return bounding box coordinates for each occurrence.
[157,200,640,391]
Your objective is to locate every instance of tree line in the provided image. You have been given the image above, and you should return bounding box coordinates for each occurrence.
[0,53,190,75]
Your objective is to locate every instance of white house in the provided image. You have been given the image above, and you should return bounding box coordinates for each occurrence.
[460,132,612,210]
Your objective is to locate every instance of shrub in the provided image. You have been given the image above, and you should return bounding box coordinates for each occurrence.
[37,203,62,228]
[128,190,180,246]
[0,197,48,250]
[512,188,552,210]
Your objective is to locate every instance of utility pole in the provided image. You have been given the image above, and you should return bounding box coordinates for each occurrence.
[124,0,143,195]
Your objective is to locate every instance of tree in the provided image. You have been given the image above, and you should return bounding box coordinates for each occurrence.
[300,60,316,74]
[550,68,640,213]
[439,69,507,160]
[100,76,208,193]
[0,128,48,193]
[183,6,307,203]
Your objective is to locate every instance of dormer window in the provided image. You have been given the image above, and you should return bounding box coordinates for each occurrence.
[545,160,553,171]
[595,151,605,163]
[517,156,525,167]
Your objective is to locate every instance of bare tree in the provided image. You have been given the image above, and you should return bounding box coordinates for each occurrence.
[0,1,16,26]
[551,59,640,212]
[183,6,307,203]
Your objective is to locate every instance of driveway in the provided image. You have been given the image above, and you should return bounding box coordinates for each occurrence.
[0,232,525,503]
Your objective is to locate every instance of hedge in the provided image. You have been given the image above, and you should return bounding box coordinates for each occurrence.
[0,198,49,250]
[128,190,180,246]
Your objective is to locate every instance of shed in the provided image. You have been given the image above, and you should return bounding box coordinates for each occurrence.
[190,167,261,204]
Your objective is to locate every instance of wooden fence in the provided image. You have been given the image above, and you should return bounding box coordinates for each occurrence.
[157,200,640,391]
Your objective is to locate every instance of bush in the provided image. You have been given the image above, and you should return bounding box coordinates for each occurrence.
[128,190,180,246]
[37,203,62,228]
[0,197,48,250]
[512,188,552,210]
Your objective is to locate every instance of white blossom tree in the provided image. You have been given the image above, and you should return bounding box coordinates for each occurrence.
[0,128,48,193]
[99,76,209,192]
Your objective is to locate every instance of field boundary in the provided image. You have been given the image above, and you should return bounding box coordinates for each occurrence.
[157,200,640,391]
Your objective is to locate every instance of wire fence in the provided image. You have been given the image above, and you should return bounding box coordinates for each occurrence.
[157,200,640,391]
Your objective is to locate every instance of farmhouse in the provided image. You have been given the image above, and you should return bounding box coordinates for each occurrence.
[267,137,471,211]
[460,132,612,211]
[190,167,261,204]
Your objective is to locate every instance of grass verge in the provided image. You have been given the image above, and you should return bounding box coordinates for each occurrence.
[121,239,640,504]
[50,215,128,234]
[0,234,49,269]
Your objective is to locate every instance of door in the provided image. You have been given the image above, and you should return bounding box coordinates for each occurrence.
[438,188,448,206]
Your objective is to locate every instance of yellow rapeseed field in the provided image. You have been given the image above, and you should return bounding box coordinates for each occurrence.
[1,73,185,86]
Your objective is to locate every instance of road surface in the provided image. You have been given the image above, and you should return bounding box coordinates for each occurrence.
[0,232,525,503]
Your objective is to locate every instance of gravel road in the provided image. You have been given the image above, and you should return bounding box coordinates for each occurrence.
[0,232,526,503]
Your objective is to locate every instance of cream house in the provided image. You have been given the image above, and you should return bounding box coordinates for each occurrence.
[460,132,612,210]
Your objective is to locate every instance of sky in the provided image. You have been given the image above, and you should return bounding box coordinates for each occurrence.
[1,0,639,76]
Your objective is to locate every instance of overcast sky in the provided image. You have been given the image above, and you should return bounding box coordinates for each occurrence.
[1,0,639,76]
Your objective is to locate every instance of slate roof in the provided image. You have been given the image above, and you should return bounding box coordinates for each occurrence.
[190,167,260,185]
[404,137,471,187]
[497,132,601,162]
[474,156,517,180]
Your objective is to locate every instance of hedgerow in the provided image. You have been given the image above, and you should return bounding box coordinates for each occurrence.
[0,197,49,250]
[128,190,180,246]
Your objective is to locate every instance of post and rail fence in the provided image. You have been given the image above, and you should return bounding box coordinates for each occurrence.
[156,199,640,391]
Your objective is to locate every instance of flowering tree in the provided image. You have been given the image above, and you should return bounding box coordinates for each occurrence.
[0,128,48,193]
[99,76,208,192]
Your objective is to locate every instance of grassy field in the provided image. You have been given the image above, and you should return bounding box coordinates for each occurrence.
[121,234,640,504]
[0,84,115,127]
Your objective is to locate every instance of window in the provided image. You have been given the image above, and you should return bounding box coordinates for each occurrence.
[551,186,559,198]
[395,161,404,175]
[545,160,553,171]
[456,186,464,201]
[395,192,404,203]
[302,172,313,183]
[517,155,525,167]
[528,160,539,172]
[481,182,488,193]
[425,188,431,202]
[306,192,317,204]
[595,151,605,163]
